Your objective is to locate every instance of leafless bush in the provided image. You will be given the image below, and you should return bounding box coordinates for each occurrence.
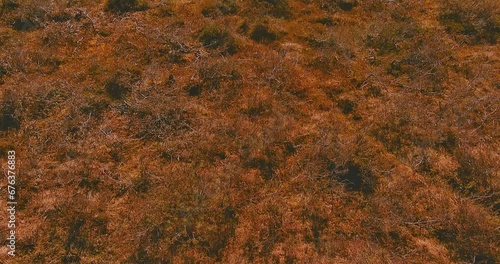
[199,24,240,55]
[0,90,20,131]
[105,0,147,13]
[104,69,141,100]
[250,23,277,43]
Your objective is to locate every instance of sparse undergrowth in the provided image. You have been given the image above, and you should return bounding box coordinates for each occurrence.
[439,0,499,44]
[0,0,498,263]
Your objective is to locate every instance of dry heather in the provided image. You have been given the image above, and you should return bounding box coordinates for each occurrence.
[0,0,498,263]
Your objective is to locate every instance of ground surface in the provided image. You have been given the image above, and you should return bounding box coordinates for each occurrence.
[0,0,498,263]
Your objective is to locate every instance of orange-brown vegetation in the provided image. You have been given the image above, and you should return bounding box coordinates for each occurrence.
[0,0,498,263]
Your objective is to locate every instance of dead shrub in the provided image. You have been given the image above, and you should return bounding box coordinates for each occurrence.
[105,0,147,13]
[0,91,20,131]
[337,0,358,11]
[199,24,240,54]
[186,83,202,96]
[104,69,141,100]
[328,161,376,194]
[105,79,130,100]
[250,24,277,43]
[245,156,275,180]
[337,99,356,114]
[12,18,36,31]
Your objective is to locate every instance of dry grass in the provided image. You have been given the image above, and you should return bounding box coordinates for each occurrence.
[0,0,498,263]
